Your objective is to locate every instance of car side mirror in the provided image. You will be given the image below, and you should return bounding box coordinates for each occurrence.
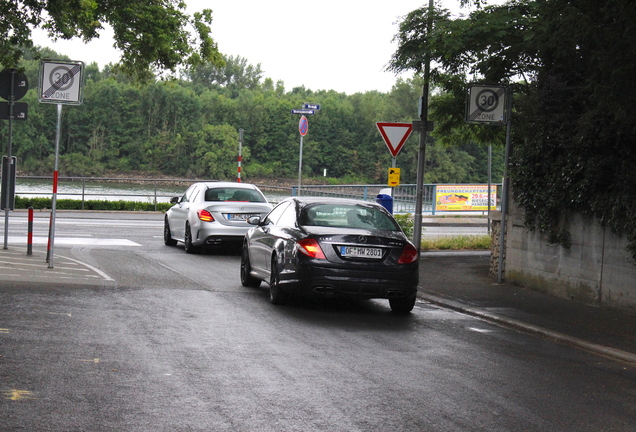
[247,216,261,225]
[170,196,180,204]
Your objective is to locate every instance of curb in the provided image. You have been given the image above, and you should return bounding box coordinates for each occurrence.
[417,292,636,366]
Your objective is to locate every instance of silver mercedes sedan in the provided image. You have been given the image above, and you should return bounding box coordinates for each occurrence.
[164,182,273,254]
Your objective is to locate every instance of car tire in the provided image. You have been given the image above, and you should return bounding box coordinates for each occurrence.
[164,218,178,246]
[240,245,261,288]
[269,255,287,305]
[184,222,200,254]
[389,296,416,314]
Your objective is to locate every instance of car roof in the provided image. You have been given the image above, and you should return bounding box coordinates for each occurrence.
[282,196,383,208]
[193,182,260,190]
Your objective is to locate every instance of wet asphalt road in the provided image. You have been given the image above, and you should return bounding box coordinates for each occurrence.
[0,212,635,431]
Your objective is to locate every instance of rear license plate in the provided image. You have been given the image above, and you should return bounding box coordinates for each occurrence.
[225,213,256,221]
[339,246,383,259]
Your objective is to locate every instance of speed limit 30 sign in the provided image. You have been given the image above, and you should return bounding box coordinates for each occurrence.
[38,60,85,105]
[466,84,507,125]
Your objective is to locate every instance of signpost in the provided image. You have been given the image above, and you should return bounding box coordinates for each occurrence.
[291,109,314,115]
[297,115,309,195]
[466,83,512,283]
[376,122,413,189]
[388,167,401,187]
[466,84,507,125]
[376,122,414,160]
[237,128,243,183]
[38,59,85,268]
[291,104,319,196]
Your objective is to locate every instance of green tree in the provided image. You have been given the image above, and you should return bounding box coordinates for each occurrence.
[389,0,636,260]
[0,0,224,80]
[186,54,263,97]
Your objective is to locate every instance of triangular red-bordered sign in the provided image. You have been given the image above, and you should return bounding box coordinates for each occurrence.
[376,122,414,157]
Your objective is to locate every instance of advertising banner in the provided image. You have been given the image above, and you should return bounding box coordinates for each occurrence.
[435,185,497,211]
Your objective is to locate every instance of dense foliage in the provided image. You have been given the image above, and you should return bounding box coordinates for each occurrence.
[0,47,503,185]
[390,0,636,260]
[0,0,223,80]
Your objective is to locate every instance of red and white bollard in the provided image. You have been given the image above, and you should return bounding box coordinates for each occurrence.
[27,206,33,256]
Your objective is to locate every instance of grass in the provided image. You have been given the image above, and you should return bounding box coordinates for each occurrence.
[420,235,492,251]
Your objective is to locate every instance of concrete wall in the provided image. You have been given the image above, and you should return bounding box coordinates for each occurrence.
[491,200,636,315]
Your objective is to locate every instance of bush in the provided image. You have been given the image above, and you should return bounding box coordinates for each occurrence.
[394,213,414,238]
[14,195,172,212]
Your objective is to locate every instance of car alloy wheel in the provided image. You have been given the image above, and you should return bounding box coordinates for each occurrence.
[184,222,200,254]
[164,218,177,246]
[269,255,287,305]
[240,245,261,288]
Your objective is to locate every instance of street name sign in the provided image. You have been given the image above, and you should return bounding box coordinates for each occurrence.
[291,109,315,115]
[376,122,414,157]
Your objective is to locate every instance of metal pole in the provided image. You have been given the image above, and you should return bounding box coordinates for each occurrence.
[238,128,243,183]
[48,103,62,268]
[497,91,513,283]
[3,69,15,250]
[488,144,492,233]
[27,206,33,256]
[297,135,303,196]
[412,0,435,251]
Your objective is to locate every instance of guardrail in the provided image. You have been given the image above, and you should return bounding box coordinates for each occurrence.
[9,176,500,214]
[291,184,437,213]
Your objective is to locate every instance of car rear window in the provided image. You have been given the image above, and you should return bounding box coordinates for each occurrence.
[205,188,266,203]
[301,204,399,231]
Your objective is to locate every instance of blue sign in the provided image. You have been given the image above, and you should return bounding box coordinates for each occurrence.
[299,115,309,136]
[291,109,315,115]
[303,103,321,110]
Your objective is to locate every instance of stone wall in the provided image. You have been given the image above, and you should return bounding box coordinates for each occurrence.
[493,199,636,314]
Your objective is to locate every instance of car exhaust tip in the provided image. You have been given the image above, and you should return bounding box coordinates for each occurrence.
[313,286,335,296]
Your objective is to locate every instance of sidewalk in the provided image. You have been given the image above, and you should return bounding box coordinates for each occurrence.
[417,252,636,365]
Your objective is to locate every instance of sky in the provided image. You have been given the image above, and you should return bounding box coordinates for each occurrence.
[31,1,480,95]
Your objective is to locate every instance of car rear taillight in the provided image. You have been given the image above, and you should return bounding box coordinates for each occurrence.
[197,209,215,222]
[297,239,326,259]
[397,244,418,264]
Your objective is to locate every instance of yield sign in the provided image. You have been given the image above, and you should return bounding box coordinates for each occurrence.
[376,122,414,157]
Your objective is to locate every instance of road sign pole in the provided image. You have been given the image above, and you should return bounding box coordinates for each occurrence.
[47,103,62,268]
[413,0,435,252]
[238,128,243,183]
[498,90,513,283]
[3,69,16,250]
[298,135,303,197]
[297,115,309,196]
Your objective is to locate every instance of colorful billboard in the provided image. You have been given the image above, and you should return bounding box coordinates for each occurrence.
[435,185,497,211]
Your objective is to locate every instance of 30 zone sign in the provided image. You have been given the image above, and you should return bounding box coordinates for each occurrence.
[38,60,84,105]
[466,84,507,125]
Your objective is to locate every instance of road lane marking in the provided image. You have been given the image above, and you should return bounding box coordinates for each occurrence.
[5,236,141,246]
[60,255,115,281]
[4,389,36,401]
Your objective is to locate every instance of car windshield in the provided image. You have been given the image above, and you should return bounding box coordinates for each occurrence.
[300,204,399,231]
[204,188,266,203]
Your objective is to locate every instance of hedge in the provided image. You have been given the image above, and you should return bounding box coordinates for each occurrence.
[14,196,173,212]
